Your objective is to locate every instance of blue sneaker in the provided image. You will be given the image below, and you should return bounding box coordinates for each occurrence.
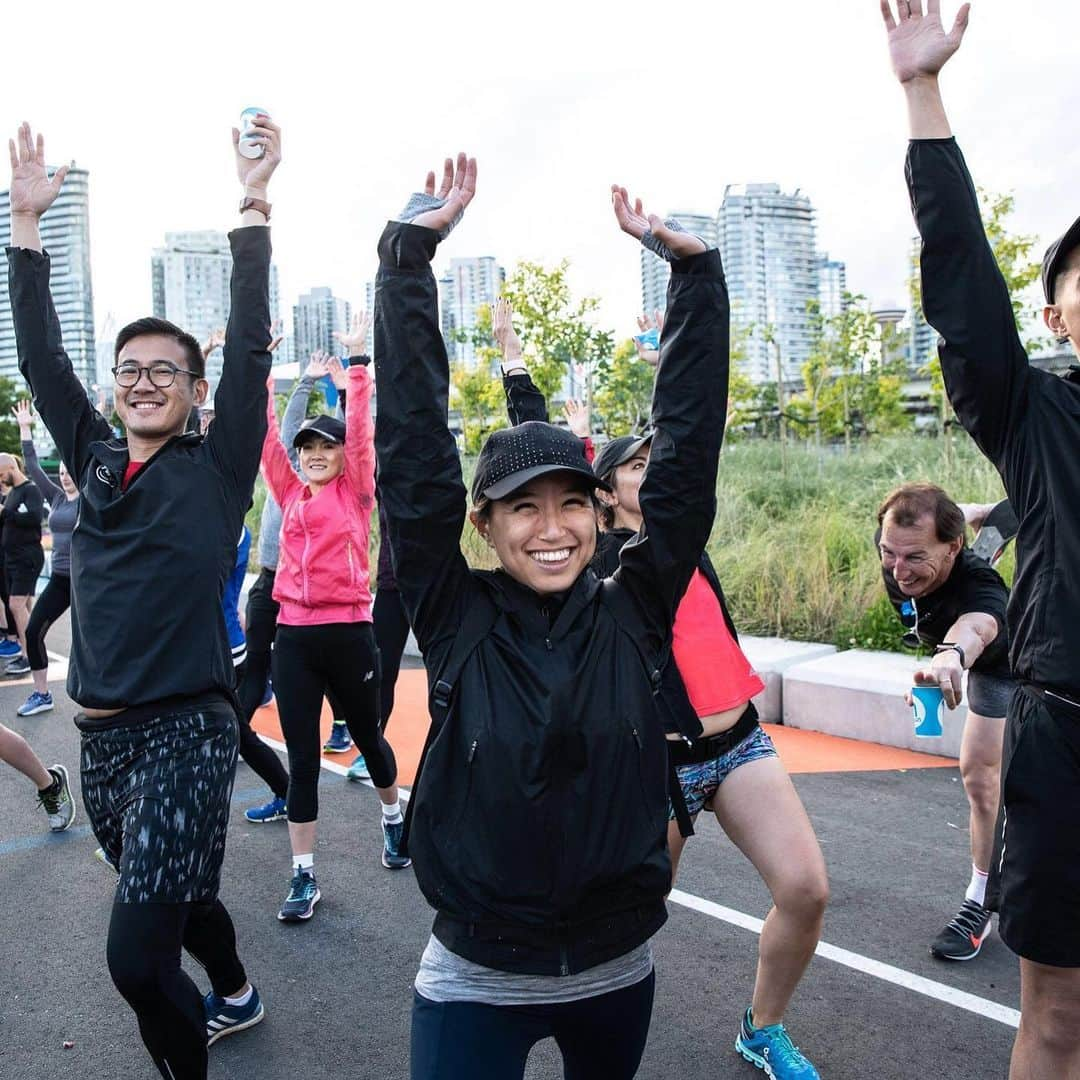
[735,1008,819,1079]
[323,722,353,754]
[278,869,320,921]
[17,690,54,716]
[244,796,287,823]
[0,638,21,657]
[382,817,411,870]
[346,754,370,781]
[260,677,273,708]
[205,986,265,1046]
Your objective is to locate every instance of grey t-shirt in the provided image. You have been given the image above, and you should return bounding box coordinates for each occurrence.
[413,934,653,1006]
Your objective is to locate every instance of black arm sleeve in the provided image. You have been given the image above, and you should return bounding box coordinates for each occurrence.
[503,372,549,425]
[20,439,62,506]
[614,248,730,651]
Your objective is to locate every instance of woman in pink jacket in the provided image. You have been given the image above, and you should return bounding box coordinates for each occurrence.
[261,353,405,925]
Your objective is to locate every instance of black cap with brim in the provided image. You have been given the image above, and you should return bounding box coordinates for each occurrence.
[591,433,652,481]
[293,415,346,449]
[1042,213,1080,303]
[471,421,611,503]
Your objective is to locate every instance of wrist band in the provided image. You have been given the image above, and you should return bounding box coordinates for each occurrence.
[935,642,966,668]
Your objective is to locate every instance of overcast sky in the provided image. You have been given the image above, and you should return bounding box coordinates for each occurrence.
[5,0,1078,343]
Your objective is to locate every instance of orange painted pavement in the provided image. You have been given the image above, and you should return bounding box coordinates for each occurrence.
[249,668,957,787]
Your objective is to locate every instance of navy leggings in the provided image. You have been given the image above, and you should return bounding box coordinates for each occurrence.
[410,970,655,1080]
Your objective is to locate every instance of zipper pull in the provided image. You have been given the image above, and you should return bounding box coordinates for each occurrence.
[545,638,552,652]
[631,727,642,749]
[467,739,478,763]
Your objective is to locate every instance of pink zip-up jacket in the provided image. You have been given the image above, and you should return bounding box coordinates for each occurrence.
[261,363,375,626]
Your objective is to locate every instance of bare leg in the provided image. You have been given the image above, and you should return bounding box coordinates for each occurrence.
[0,722,53,789]
[287,820,316,861]
[1010,960,1080,1079]
[710,757,829,1027]
[10,595,32,657]
[959,711,1004,877]
[31,668,47,694]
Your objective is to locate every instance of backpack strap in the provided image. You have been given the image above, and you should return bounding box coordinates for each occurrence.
[600,580,695,838]
[400,588,500,856]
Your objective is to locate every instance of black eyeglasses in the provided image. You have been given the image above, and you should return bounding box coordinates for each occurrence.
[900,597,921,648]
[112,362,200,389]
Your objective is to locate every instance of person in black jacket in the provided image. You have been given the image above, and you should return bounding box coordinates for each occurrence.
[7,117,280,1079]
[883,2,1080,1074]
[0,449,45,675]
[374,155,726,1080]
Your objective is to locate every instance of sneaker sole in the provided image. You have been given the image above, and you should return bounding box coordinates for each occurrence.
[18,703,54,716]
[381,853,412,870]
[929,937,987,961]
[207,1002,265,1047]
[277,888,321,921]
[322,746,354,754]
[346,771,371,782]
[244,812,287,823]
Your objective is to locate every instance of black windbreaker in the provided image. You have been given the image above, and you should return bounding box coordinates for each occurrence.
[374,222,728,974]
[7,229,273,715]
[908,139,1080,698]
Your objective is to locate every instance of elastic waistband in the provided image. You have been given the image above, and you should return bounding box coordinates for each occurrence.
[668,703,759,766]
[75,691,234,733]
[1023,682,1080,720]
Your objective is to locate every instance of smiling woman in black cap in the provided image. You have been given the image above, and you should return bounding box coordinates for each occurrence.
[373,154,726,1080]
[260,354,405,926]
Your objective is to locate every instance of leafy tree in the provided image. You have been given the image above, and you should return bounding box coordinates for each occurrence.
[0,377,24,454]
[451,362,506,453]
[592,338,654,436]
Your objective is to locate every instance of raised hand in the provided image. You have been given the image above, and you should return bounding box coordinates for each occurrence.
[633,311,664,366]
[8,123,68,219]
[403,152,478,238]
[333,311,372,356]
[881,0,970,83]
[611,186,706,259]
[305,351,330,379]
[202,327,226,360]
[12,400,33,437]
[563,399,591,439]
[232,114,282,193]
[492,297,523,364]
[326,355,349,392]
[268,318,284,354]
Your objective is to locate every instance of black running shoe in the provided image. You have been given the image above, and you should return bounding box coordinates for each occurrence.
[930,899,992,961]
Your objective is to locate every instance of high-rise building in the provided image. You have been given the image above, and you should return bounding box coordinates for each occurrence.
[151,230,281,383]
[639,213,721,316]
[815,254,848,321]
[438,256,506,369]
[720,184,818,384]
[293,287,351,364]
[0,167,96,385]
[907,236,936,370]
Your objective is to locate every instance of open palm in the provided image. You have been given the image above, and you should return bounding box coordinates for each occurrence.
[881,0,970,83]
[7,123,68,217]
[410,153,478,234]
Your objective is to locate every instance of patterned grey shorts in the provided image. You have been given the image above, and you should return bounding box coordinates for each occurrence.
[80,703,238,904]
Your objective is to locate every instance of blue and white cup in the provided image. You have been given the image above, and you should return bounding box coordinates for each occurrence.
[911,685,945,738]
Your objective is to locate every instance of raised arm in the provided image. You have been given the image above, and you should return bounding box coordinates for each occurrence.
[329,355,375,502]
[493,296,549,424]
[282,354,327,473]
[7,124,111,482]
[609,186,728,644]
[882,3,1029,469]
[204,115,281,495]
[374,153,479,656]
[260,378,304,507]
[14,401,62,504]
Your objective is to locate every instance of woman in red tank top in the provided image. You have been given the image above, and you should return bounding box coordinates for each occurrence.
[593,413,828,1077]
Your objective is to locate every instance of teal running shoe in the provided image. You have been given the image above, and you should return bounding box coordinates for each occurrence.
[735,1008,819,1079]
[346,754,370,781]
[278,869,320,922]
[382,818,411,869]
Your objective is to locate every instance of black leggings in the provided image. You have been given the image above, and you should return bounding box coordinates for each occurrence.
[26,572,70,671]
[234,660,289,801]
[410,970,655,1080]
[107,899,247,1080]
[373,587,411,729]
[273,622,397,822]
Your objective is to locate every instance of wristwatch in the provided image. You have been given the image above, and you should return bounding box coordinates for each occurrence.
[348,354,371,367]
[239,196,272,221]
[935,642,966,668]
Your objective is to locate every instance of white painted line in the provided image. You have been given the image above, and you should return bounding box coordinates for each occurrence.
[669,888,1021,1029]
[258,732,1021,1030]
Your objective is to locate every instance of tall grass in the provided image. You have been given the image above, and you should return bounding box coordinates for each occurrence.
[247,432,1009,652]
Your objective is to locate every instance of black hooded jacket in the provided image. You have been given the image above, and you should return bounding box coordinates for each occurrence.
[908,139,1080,699]
[374,222,729,974]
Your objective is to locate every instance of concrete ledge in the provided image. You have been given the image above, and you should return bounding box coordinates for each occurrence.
[782,649,964,757]
[740,636,838,723]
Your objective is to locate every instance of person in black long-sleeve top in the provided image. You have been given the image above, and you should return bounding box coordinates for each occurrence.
[883,3,1080,1073]
[6,118,281,1078]
[375,154,727,1079]
[0,450,44,674]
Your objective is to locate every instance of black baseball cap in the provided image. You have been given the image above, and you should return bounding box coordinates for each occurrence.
[471,421,611,503]
[293,415,346,448]
[591,433,652,481]
[1041,214,1080,303]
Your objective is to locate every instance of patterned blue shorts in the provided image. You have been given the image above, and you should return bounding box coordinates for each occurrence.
[668,724,778,820]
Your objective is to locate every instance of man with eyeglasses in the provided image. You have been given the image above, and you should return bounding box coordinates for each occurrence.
[876,482,1012,963]
[6,115,280,1079]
